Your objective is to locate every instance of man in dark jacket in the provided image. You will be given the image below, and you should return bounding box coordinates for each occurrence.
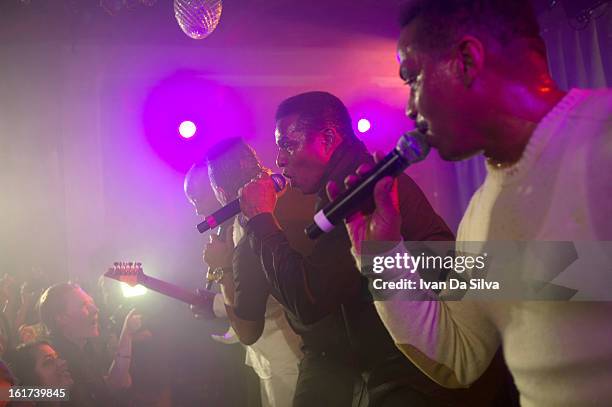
[238,91,471,406]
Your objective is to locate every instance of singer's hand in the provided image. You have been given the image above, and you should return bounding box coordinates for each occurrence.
[203,226,234,270]
[239,173,277,220]
[326,152,402,255]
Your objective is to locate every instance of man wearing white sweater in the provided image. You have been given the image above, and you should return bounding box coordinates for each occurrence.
[329,0,612,406]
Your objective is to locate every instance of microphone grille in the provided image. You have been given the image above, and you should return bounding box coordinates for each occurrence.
[270,173,287,192]
[396,130,430,164]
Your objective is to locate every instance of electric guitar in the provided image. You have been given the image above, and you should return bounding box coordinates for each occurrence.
[105,262,214,307]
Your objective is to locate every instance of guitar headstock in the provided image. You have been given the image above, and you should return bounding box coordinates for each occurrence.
[105,262,145,287]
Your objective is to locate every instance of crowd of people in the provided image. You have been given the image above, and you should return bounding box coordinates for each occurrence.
[2,0,611,406]
[0,271,159,406]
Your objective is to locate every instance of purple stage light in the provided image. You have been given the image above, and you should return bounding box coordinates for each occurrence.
[179,120,197,138]
[357,118,371,133]
[142,70,254,172]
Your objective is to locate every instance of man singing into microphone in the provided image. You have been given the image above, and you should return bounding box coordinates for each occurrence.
[237,92,512,406]
[334,1,612,406]
[185,138,311,407]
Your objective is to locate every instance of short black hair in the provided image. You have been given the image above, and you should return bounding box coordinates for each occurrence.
[275,91,356,140]
[399,0,542,54]
[203,137,263,197]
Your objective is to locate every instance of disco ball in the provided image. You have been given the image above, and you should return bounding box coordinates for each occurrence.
[174,0,223,40]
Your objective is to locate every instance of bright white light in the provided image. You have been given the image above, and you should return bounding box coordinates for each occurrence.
[357,118,371,133]
[179,120,197,138]
[120,283,148,298]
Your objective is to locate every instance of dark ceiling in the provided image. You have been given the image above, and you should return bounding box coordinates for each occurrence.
[0,1,598,48]
[0,0,405,47]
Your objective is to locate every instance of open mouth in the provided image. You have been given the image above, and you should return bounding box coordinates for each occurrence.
[415,119,429,134]
[414,120,437,146]
[282,173,294,185]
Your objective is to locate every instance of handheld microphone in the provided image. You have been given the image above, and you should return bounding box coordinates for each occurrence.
[197,173,287,234]
[305,131,430,240]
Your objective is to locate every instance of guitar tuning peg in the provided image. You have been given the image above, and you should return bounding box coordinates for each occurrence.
[113,262,119,267]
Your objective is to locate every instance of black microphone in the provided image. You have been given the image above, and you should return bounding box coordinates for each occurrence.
[197,173,287,234]
[305,131,430,240]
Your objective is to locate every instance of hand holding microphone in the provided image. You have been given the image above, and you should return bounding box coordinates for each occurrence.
[306,130,429,239]
[196,173,286,233]
[326,152,402,255]
[197,172,286,292]
[238,173,281,220]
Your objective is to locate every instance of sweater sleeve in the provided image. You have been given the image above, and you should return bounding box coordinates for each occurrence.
[359,174,501,388]
[374,298,500,388]
[381,176,501,387]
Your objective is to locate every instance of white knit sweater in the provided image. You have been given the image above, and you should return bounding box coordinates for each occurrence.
[374,89,612,407]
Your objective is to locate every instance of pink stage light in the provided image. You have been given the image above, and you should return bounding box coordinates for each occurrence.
[357,118,371,133]
[179,120,197,138]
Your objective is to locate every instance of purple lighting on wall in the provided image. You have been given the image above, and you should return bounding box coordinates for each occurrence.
[357,118,371,133]
[179,120,197,138]
[142,70,254,172]
[348,97,414,152]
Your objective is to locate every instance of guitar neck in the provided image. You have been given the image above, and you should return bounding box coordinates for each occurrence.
[139,275,204,306]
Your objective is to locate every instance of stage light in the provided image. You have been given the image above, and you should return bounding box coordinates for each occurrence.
[179,120,197,138]
[357,118,371,133]
[143,71,253,172]
[120,282,148,298]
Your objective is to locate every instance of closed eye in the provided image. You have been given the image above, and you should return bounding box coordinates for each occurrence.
[278,140,298,154]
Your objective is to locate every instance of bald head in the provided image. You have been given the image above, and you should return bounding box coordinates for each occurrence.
[184,163,211,215]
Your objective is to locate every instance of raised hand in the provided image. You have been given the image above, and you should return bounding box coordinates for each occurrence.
[326,152,402,255]
[238,173,277,220]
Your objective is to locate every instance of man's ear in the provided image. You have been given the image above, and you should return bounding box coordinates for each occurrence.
[321,128,341,154]
[453,35,485,87]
